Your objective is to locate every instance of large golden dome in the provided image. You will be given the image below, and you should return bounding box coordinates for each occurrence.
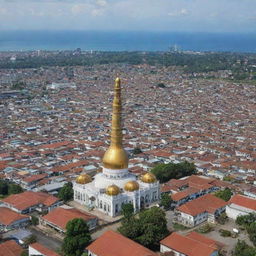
[103,147,128,170]
[106,184,120,196]
[76,173,92,184]
[124,181,140,192]
[141,172,157,183]
[102,78,129,170]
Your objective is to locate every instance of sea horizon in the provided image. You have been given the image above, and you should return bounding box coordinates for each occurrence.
[0,30,256,53]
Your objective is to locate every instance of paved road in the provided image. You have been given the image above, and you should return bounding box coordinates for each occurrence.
[29,227,62,251]
[165,210,175,231]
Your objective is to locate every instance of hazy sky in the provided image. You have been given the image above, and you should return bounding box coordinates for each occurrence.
[0,0,255,32]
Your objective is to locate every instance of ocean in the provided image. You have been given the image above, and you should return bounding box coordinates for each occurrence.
[0,30,256,53]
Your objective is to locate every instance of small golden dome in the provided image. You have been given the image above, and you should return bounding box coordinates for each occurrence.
[141,172,157,183]
[76,174,92,184]
[106,184,120,196]
[124,180,140,192]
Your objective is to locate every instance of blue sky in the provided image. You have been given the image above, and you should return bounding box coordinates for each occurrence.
[0,0,255,32]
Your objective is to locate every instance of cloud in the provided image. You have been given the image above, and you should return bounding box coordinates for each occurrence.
[71,4,90,15]
[0,7,7,15]
[96,0,107,7]
[0,0,255,32]
[168,8,189,17]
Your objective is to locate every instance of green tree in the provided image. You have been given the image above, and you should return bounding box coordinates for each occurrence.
[133,147,142,155]
[217,212,228,225]
[118,206,169,249]
[8,184,23,194]
[58,182,74,202]
[232,240,256,256]
[62,218,91,256]
[151,161,196,183]
[247,222,256,246]
[236,213,256,226]
[31,215,39,226]
[214,188,232,202]
[236,213,256,246]
[24,235,37,246]
[160,193,173,210]
[0,180,8,195]
[157,83,166,88]
[121,203,134,219]
[20,251,29,256]
[136,207,169,248]
[118,217,141,240]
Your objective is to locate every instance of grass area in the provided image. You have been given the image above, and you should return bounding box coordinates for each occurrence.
[173,223,189,231]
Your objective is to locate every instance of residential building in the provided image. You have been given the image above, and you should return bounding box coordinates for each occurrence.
[0,240,24,256]
[226,194,256,219]
[29,242,60,256]
[175,194,227,227]
[0,207,30,231]
[86,230,158,256]
[41,206,97,232]
[160,231,224,256]
[1,191,62,214]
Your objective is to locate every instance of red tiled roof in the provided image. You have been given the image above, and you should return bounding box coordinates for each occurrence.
[160,232,218,256]
[0,207,30,226]
[87,230,158,256]
[30,242,60,256]
[172,187,200,201]
[39,141,72,150]
[1,191,59,211]
[229,194,256,211]
[23,173,48,183]
[186,232,225,249]
[51,160,89,173]
[0,240,23,256]
[42,207,97,231]
[177,194,227,216]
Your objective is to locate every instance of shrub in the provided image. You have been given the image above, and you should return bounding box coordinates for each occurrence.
[196,223,214,233]
[219,229,231,237]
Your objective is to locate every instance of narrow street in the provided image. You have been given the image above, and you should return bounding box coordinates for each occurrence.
[28,227,62,251]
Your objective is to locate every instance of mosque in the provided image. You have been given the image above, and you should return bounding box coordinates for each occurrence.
[73,78,160,217]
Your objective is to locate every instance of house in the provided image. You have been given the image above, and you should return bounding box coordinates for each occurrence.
[244,186,256,199]
[175,194,227,227]
[86,230,158,256]
[226,194,256,220]
[0,207,30,232]
[29,242,60,256]
[1,191,62,214]
[21,173,48,189]
[41,206,97,232]
[160,231,224,256]
[0,240,24,256]
[164,175,220,207]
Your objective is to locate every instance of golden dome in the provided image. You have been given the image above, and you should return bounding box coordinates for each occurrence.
[76,174,92,184]
[106,184,120,196]
[124,181,140,192]
[103,147,128,170]
[141,172,157,183]
[102,78,129,170]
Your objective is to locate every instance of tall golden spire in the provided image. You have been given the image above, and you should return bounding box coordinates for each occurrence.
[102,78,128,170]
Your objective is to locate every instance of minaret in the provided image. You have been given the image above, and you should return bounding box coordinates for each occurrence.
[102,78,128,170]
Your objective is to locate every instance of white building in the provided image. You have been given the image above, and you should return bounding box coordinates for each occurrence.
[29,242,59,256]
[160,232,220,256]
[73,78,160,217]
[226,194,256,220]
[176,194,227,227]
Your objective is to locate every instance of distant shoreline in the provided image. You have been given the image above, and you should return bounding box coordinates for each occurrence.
[0,30,256,53]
